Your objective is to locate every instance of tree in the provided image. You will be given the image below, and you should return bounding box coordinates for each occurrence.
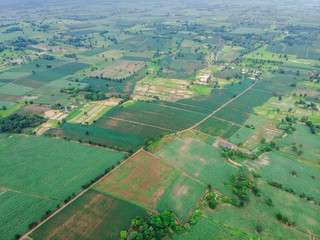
[120,231,127,240]
[130,231,138,239]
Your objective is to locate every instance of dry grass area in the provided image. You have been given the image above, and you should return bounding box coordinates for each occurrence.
[133,76,194,101]
[88,60,145,79]
[244,120,282,149]
[44,110,68,121]
[69,99,117,125]
[93,150,180,210]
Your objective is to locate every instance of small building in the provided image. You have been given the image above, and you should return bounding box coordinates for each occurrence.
[218,142,232,149]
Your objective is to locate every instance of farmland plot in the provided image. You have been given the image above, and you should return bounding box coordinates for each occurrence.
[157,138,238,189]
[0,135,125,200]
[30,189,148,240]
[155,174,207,222]
[94,151,180,210]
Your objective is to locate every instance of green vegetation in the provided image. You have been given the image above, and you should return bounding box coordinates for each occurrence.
[1,0,320,239]
[0,114,45,133]
[0,135,125,200]
[155,174,207,222]
[0,190,60,240]
[157,138,238,189]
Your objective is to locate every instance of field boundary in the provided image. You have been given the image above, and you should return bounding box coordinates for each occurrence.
[144,149,207,187]
[3,187,63,202]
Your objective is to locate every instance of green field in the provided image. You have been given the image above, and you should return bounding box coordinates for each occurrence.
[0,135,125,200]
[49,122,146,152]
[30,189,148,240]
[157,138,238,189]
[173,217,256,240]
[0,190,60,240]
[103,102,204,131]
[246,152,320,202]
[0,83,34,96]
[155,174,207,222]
[195,117,241,139]
[204,189,311,240]
[229,114,266,145]
[0,100,16,109]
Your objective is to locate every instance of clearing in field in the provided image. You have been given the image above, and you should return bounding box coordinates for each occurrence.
[133,75,194,101]
[44,109,68,121]
[93,150,180,210]
[68,101,115,125]
[30,189,148,240]
[228,114,266,147]
[155,174,207,222]
[244,119,282,150]
[157,138,238,190]
[88,60,145,79]
[254,94,320,124]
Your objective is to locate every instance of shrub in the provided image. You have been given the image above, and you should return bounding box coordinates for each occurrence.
[256,223,263,233]
[276,213,283,221]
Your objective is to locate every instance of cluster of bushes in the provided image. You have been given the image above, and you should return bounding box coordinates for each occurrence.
[0,114,46,133]
[305,120,320,134]
[267,180,282,189]
[276,213,296,226]
[278,115,297,134]
[245,124,255,129]
[221,148,252,161]
[221,143,273,162]
[267,180,316,202]
[90,75,127,82]
[299,193,315,202]
[120,211,180,240]
[85,92,106,101]
[223,168,261,207]
[42,54,55,60]
[64,53,76,58]
[206,189,218,209]
[121,209,204,240]
[52,103,64,110]
[2,27,23,33]
[291,143,303,155]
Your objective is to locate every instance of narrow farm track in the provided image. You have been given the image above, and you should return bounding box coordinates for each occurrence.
[181,80,259,132]
[21,148,144,240]
[4,187,63,202]
[210,115,243,127]
[8,60,76,84]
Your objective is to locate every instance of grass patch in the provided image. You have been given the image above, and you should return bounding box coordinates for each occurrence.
[155,174,206,222]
